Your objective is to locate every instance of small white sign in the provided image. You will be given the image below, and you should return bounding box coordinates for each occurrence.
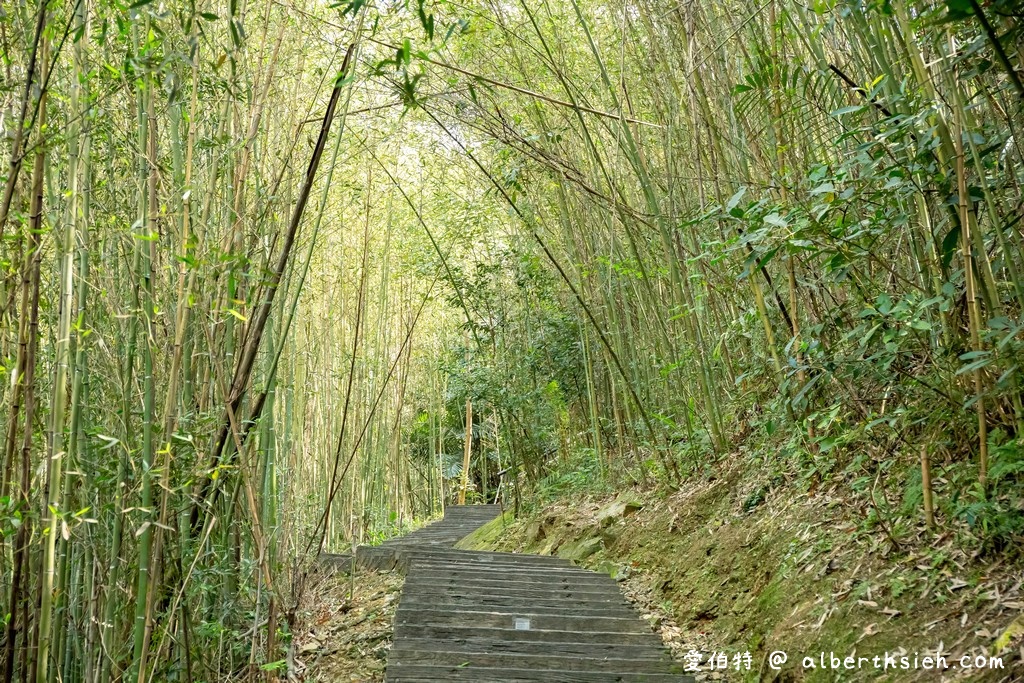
[514,618,531,630]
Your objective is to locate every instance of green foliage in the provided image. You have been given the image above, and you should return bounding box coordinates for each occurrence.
[535,447,610,504]
[950,436,1024,552]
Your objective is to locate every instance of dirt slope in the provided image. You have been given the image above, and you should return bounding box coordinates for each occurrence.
[459,465,1024,682]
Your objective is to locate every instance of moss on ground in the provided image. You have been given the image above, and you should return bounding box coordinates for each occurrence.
[455,510,514,550]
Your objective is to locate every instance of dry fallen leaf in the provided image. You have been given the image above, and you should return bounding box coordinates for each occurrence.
[856,623,878,643]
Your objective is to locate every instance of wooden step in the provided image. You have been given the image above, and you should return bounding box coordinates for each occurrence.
[387,648,683,673]
[386,664,692,682]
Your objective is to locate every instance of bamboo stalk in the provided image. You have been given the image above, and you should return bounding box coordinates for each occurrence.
[459,398,473,505]
[4,35,48,682]
[950,33,989,487]
[192,43,358,530]
[920,445,934,529]
[0,0,47,243]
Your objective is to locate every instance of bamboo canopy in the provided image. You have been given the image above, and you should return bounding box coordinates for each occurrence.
[0,0,1022,679]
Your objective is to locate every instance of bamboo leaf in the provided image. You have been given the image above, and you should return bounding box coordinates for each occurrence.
[832,104,866,116]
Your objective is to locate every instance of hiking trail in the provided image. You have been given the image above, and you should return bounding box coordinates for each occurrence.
[349,505,693,682]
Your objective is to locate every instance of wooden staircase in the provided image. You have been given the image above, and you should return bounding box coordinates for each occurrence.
[370,505,693,682]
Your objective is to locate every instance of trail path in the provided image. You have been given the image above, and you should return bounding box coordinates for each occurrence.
[354,505,694,682]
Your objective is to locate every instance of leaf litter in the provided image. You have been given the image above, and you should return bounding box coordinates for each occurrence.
[290,567,404,682]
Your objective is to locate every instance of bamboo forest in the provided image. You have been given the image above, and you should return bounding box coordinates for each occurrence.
[1,0,1023,680]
